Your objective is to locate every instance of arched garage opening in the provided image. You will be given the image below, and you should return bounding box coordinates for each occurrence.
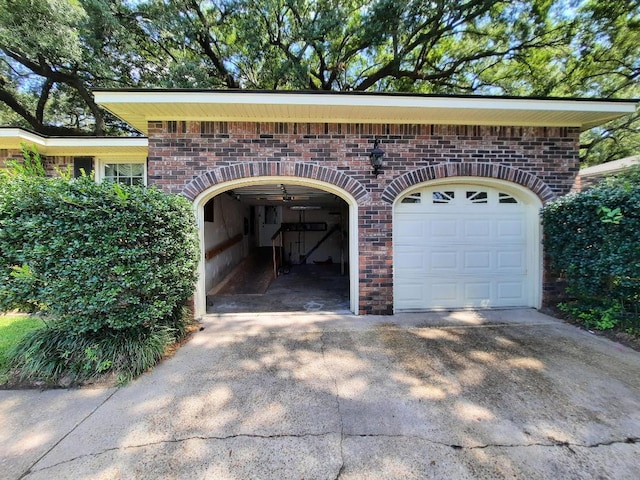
[393,177,543,311]
[193,177,359,316]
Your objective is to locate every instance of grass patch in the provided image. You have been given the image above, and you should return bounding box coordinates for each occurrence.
[2,307,198,388]
[0,315,44,384]
[9,307,197,387]
[11,325,175,386]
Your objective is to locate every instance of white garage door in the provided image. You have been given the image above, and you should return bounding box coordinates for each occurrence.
[394,184,536,310]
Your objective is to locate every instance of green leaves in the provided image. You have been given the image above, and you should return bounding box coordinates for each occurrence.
[0,174,200,335]
[0,0,87,65]
[597,206,623,224]
[542,167,640,330]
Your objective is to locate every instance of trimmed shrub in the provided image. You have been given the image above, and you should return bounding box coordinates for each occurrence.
[0,175,199,333]
[0,173,199,383]
[541,167,640,331]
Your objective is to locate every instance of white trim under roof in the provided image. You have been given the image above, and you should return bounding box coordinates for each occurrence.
[579,155,639,177]
[93,90,638,135]
[0,128,148,157]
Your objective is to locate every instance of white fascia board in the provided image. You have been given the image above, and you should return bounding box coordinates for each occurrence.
[0,128,47,147]
[94,90,637,114]
[0,128,148,155]
[44,137,148,148]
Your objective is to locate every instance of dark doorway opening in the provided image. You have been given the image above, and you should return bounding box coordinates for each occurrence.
[204,183,350,314]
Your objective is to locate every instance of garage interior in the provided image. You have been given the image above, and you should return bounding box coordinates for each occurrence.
[204,184,350,313]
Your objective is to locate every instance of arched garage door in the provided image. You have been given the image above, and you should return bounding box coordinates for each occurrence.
[394,181,541,311]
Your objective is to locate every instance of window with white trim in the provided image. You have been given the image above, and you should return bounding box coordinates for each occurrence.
[97,158,147,186]
[103,163,144,185]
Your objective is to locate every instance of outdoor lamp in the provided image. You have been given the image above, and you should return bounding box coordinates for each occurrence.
[370,138,385,177]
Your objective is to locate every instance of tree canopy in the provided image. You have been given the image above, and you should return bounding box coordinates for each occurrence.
[0,0,638,164]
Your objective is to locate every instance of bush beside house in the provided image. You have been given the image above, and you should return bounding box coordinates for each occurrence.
[0,168,199,384]
[542,167,640,332]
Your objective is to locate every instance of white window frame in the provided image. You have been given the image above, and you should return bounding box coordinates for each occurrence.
[94,157,147,186]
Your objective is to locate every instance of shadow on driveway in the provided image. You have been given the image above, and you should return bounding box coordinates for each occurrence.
[2,309,639,479]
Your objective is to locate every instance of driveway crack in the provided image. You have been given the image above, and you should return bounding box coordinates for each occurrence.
[20,387,119,480]
[26,431,639,476]
[26,432,340,475]
[320,331,345,480]
[341,433,640,451]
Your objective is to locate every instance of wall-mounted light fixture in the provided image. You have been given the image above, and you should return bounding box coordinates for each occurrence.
[369,138,385,177]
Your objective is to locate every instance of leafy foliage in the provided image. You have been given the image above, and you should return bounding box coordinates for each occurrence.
[542,167,640,331]
[0,174,199,383]
[0,175,199,333]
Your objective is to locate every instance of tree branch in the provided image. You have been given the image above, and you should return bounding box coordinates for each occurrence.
[0,84,85,135]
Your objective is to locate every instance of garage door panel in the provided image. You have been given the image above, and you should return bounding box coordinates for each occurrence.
[430,219,458,237]
[497,250,525,269]
[431,282,458,302]
[464,282,491,300]
[395,184,535,310]
[394,281,424,303]
[431,251,458,270]
[395,246,427,270]
[395,217,427,243]
[464,219,492,238]
[497,219,525,238]
[463,251,491,269]
[497,281,526,300]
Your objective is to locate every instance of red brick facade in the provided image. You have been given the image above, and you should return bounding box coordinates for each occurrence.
[0,149,72,178]
[146,120,580,314]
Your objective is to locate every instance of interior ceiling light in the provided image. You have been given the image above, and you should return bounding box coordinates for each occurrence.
[290,205,322,210]
[280,184,292,201]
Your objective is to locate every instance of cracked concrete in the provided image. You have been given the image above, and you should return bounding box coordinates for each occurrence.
[2,309,640,479]
[320,331,346,480]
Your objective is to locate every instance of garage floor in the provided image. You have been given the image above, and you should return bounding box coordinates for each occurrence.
[207,261,350,314]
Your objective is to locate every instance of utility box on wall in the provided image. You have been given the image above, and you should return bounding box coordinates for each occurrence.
[258,206,282,247]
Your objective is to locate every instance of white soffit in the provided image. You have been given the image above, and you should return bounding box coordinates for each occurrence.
[93,90,638,135]
[0,129,148,157]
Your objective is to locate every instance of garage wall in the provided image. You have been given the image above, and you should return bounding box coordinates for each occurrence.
[203,194,250,294]
[281,207,348,265]
[147,121,580,314]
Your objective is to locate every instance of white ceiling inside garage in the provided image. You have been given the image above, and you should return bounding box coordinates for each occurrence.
[226,183,344,207]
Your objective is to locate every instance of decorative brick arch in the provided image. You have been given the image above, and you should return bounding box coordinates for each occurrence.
[382,163,555,204]
[182,161,369,202]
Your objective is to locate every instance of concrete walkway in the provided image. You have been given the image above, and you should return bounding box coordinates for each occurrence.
[2,309,639,479]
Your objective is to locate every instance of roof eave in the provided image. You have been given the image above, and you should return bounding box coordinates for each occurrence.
[0,128,148,157]
[93,90,637,135]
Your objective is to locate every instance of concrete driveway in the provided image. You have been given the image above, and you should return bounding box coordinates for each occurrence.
[2,309,639,479]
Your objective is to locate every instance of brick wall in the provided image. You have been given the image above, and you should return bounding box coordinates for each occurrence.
[0,149,24,170]
[147,121,580,314]
[43,156,73,177]
[0,149,72,177]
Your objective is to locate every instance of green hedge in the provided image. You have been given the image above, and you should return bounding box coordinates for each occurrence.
[0,175,199,334]
[541,167,640,331]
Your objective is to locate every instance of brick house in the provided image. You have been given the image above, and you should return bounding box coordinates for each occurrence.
[2,91,636,316]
